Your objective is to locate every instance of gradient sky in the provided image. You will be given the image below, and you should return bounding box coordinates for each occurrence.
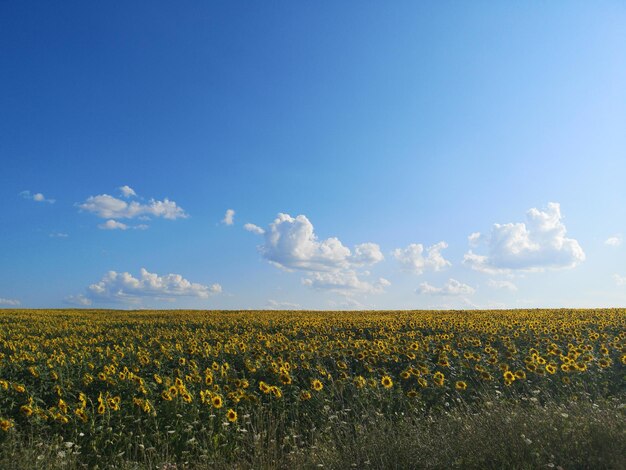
[1,2,625,310]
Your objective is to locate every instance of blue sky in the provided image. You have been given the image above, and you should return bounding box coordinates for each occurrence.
[1,1,625,309]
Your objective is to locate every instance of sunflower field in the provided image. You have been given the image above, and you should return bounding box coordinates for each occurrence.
[0,309,624,469]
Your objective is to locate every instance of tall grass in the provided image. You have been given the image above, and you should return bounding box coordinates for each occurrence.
[0,395,623,469]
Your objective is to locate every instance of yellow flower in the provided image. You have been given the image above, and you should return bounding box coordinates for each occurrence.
[455,381,467,391]
[354,376,366,388]
[107,396,121,411]
[311,379,323,391]
[142,400,153,414]
[226,409,238,423]
[75,408,88,423]
[381,376,393,389]
[182,392,193,403]
[433,372,445,387]
[58,399,69,414]
[0,419,13,432]
[20,405,33,416]
[78,392,87,409]
[299,390,312,401]
[212,395,223,409]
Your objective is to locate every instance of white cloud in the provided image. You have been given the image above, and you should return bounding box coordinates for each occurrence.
[244,223,265,235]
[613,274,626,286]
[463,202,584,273]
[78,193,187,220]
[247,213,387,297]
[328,297,367,310]
[72,268,221,304]
[222,209,235,226]
[49,232,69,238]
[487,279,518,291]
[462,251,500,274]
[65,294,92,306]
[0,297,20,306]
[20,190,55,204]
[302,271,390,295]
[267,299,301,309]
[392,241,451,274]
[97,220,149,231]
[352,243,385,265]
[98,219,128,230]
[119,185,137,198]
[417,278,475,296]
[468,232,481,247]
[605,235,622,247]
[261,213,350,271]
[256,213,383,272]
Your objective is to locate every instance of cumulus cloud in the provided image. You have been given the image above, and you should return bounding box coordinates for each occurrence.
[487,279,518,291]
[463,203,584,273]
[70,268,221,304]
[78,193,187,220]
[267,299,301,309]
[605,236,622,247]
[222,209,235,226]
[417,278,475,296]
[246,213,387,296]
[468,232,481,247]
[0,297,21,306]
[260,213,350,271]
[393,241,451,274]
[65,294,92,306]
[328,297,367,310]
[613,274,626,286]
[98,219,128,230]
[253,213,383,272]
[119,185,137,198]
[302,271,390,295]
[244,223,265,235]
[20,190,55,203]
[352,243,385,265]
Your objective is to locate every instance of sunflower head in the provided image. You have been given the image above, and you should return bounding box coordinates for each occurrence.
[381,376,393,389]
